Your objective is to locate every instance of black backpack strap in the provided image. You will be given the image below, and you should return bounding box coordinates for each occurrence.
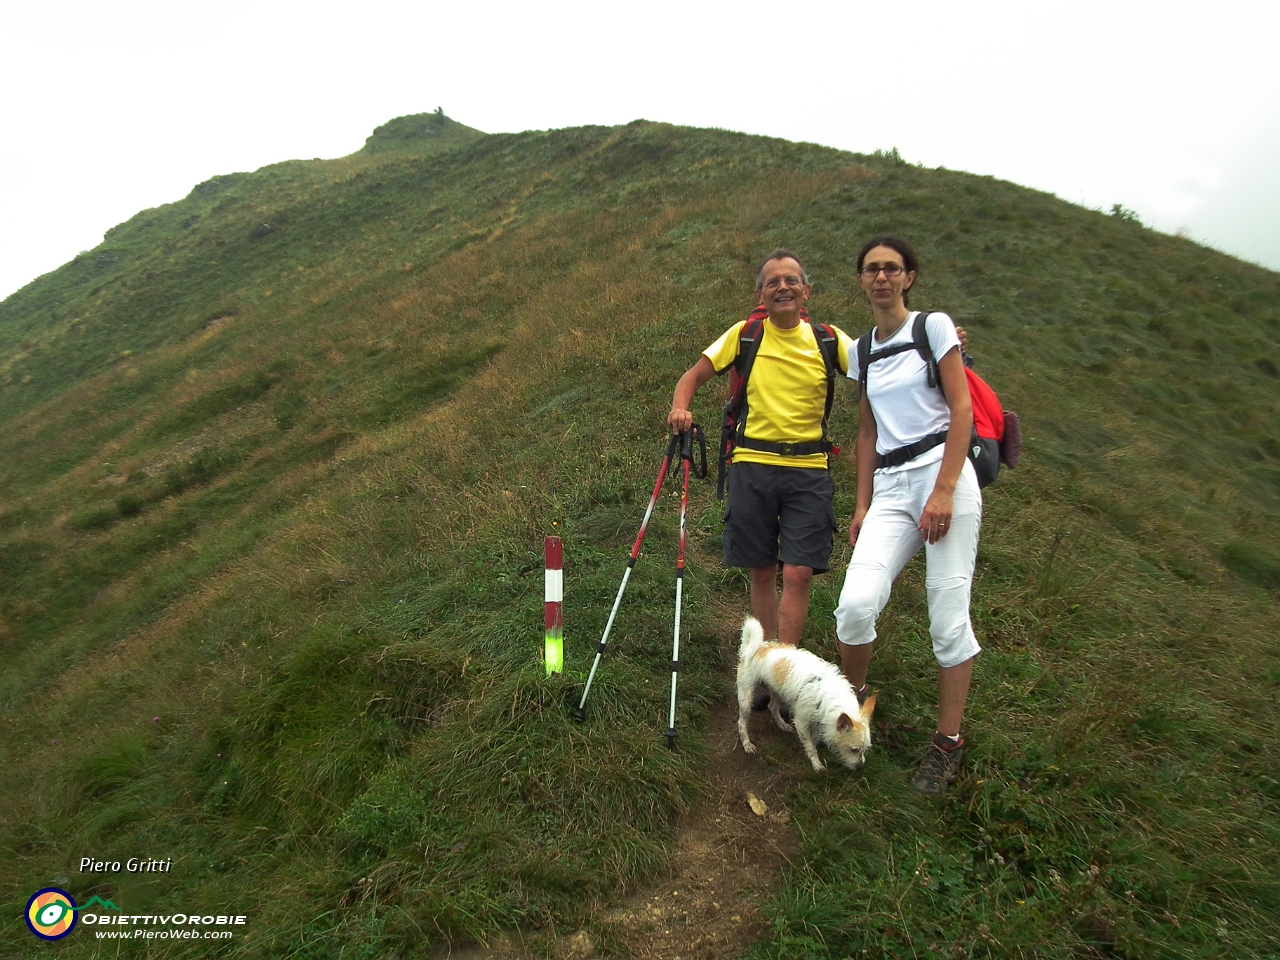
[733,316,766,389]
[736,321,841,461]
[857,311,942,405]
[736,437,831,456]
[717,317,765,498]
[811,322,846,376]
[858,326,919,396]
[855,329,873,402]
[911,311,939,389]
[685,424,708,479]
[731,315,767,447]
[810,322,843,456]
[877,429,948,469]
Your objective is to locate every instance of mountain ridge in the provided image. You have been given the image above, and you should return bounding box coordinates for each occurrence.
[2,114,1278,958]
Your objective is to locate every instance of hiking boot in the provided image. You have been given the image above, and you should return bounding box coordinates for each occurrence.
[853,683,870,706]
[911,732,965,797]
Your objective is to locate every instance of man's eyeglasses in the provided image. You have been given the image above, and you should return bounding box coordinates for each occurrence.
[860,263,905,278]
[762,275,805,290]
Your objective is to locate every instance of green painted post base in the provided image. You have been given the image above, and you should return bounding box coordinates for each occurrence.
[544,635,563,676]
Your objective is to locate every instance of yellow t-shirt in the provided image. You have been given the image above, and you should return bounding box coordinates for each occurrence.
[704,319,854,469]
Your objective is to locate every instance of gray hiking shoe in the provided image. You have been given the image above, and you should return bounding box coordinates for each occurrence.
[912,733,965,797]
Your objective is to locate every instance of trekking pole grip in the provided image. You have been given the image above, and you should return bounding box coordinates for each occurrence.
[665,429,681,459]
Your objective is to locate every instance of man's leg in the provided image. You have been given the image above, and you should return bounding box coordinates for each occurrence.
[728,465,782,641]
[773,468,834,647]
[747,564,812,715]
[750,565,780,641]
[777,563,813,646]
[750,562,814,646]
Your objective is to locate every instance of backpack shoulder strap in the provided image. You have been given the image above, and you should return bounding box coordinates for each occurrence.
[855,329,874,402]
[728,314,767,446]
[732,314,766,397]
[810,322,844,376]
[911,311,939,389]
[717,315,766,499]
[857,312,942,401]
[810,322,842,451]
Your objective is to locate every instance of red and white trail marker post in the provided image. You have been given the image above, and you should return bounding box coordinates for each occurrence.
[544,536,564,676]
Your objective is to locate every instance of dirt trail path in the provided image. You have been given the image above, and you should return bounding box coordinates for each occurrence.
[445,702,802,959]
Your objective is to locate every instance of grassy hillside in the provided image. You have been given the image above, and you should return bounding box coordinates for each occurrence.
[2,113,1278,958]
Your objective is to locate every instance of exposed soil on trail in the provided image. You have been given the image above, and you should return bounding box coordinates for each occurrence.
[442,702,803,960]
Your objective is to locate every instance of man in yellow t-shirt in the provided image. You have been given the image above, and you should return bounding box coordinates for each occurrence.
[669,249,854,647]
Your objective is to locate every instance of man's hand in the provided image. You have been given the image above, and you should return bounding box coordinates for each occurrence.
[669,356,715,433]
[668,407,694,432]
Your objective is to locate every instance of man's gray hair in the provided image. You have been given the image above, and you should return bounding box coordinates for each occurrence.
[755,248,810,289]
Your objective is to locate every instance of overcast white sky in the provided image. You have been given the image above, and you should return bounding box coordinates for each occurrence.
[2,1,1278,301]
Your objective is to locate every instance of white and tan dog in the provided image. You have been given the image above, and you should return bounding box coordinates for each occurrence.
[736,616,876,772]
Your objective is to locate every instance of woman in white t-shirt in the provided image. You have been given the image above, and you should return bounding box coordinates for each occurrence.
[833,235,982,797]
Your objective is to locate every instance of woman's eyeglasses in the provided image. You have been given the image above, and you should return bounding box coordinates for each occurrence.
[860,263,905,278]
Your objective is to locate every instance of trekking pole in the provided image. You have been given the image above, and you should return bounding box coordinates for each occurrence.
[665,426,700,749]
[572,430,681,722]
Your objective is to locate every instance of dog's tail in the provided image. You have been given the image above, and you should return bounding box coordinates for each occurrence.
[738,616,766,659]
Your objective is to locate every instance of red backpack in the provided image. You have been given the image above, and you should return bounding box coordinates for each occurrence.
[854,312,1020,487]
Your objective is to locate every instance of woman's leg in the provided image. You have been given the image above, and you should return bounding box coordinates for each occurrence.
[923,462,983,736]
[937,657,974,738]
[838,640,875,689]
[834,471,922,686]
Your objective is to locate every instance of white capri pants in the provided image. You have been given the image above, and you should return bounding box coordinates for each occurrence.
[834,457,982,668]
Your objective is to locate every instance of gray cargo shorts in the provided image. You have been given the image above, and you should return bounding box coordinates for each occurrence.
[723,462,837,573]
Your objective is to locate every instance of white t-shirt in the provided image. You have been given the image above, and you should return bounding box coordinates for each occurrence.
[846,311,961,472]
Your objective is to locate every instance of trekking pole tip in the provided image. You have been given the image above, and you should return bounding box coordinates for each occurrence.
[572,706,586,722]
[664,728,676,749]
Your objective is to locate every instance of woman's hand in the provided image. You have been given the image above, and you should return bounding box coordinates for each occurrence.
[919,346,970,545]
[849,506,869,548]
[918,489,954,544]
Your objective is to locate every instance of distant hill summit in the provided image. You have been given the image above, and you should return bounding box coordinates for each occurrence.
[358,108,485,155]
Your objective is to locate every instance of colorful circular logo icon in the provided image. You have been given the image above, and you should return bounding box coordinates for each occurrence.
[26,888,78,940]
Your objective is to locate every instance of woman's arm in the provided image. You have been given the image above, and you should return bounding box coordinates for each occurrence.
[919,346,973,544]
[850,391,879,547]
